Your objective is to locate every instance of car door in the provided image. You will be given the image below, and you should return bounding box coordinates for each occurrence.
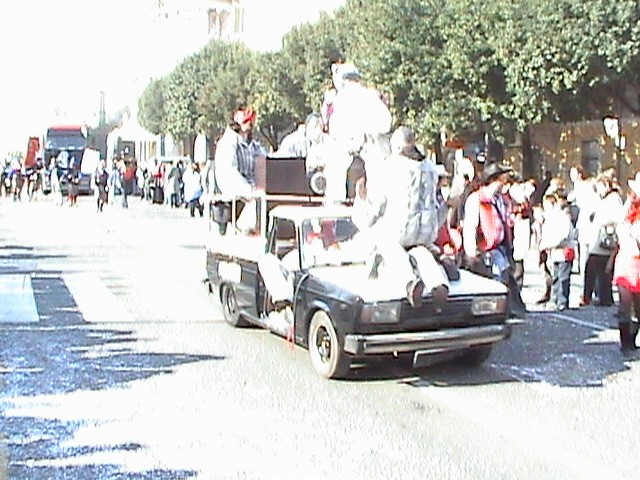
[255,218,299,317]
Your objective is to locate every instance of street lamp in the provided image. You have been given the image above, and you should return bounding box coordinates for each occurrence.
[603,115,626,180]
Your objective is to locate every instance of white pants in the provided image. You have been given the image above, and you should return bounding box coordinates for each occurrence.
[323,151,352,203]
[373,241,450,291]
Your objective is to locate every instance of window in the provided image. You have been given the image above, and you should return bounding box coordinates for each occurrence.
[233,7,244,35]
[219,10,230,36]
[273,220,297,259]
[207,9,218,36]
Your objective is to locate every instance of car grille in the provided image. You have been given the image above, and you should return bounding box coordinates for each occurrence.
[402,296,472,319]
[398,296,503,330]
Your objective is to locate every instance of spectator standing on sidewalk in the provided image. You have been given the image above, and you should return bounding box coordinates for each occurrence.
[581,172,624,306]
[93,160,109,212]
[612,172,640,350]
[538,194,576,311]
[535,179,569,304]
[568,166,598,274]
[183,162,204,217]
[50,153,64,206]
[509,177,536,291]
[121,159,136,209]
[176,160,185,206]
[462,162,527,316]
[165,160,178,208]
[136,163,147,200]
[66,156,80,207]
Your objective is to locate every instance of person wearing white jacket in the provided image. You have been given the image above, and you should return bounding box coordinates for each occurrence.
[323,63,392,203]
[183,162,204,217]
[213,107,262,232]
[538,194,576,311]
[567,167,599,274]
[352,126,450,309]
[581,173,624,306]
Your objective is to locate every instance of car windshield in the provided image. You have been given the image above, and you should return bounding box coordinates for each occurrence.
[45,134,86,150]
[300,216,368,268]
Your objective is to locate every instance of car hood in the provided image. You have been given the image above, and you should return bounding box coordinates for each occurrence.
[308,265,507,303]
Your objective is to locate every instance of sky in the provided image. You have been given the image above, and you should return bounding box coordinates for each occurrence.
[0,0,345,157]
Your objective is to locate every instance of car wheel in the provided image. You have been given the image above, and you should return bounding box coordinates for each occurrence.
[457,345,493,367]
[221,284,247,327]
[308,311,350,379]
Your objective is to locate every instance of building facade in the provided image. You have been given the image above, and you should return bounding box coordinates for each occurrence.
[146,0,244,77]
[500,117,640,183]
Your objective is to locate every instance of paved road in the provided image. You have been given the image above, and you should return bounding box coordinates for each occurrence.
[1,195,639,480]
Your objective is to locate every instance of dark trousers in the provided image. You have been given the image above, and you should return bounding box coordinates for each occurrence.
[583,253,613,305]
[466,249,526,315]
[618,286,640,324]
[551,261,572,309]
[539,251,553,302]
[189,199,204,217]
[514,260,525,290]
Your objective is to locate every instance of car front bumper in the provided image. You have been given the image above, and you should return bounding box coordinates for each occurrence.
[343,324,511,355]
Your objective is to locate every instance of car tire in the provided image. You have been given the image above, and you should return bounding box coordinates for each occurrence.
[221,284,248,327]
[308,311,350,379]
[457,345,493,367]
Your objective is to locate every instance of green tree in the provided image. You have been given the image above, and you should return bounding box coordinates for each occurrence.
[280,11,350,114]
[138,78,166,135]
[87,119,120,160]
[163,53,206,154]
[194,40,257,141]
[247,51,304,150]
[343,0,469,145]
[485,0,640,175]
[574,0,640,116]
[137,0,640,175]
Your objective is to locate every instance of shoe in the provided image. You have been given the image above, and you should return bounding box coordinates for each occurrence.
[406,278,425,308]
[431,285,449,312]
[440,256,460,281]
[536,296,550,305]
[619,323,635,351]
[510,306,528,317]
[579,296,591,307]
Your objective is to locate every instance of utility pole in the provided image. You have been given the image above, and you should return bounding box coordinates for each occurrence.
[99,90,106,127]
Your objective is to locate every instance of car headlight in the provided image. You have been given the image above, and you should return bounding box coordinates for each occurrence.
[360,302,402,324]
[471,296,508,316]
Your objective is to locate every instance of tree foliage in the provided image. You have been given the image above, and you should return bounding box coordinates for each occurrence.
[138,78,166,135]
[137,0,640,155]
[280,11,350,114]
[247,51,303,149]
[194,40,257,138]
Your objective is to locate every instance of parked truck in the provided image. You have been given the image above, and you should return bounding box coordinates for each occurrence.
[43,124,95,195]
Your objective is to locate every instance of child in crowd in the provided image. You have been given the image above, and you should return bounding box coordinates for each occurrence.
[538,194,576,311]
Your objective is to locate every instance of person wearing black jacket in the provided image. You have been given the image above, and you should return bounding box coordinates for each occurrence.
[94,160,109,212]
